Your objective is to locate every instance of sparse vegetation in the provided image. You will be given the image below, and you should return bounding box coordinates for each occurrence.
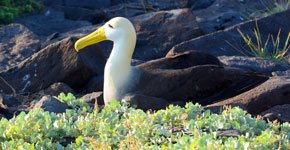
[0,93,289,149]
[248,0,290,18]
[231,22,290,61]
[0,0,42,24]
[260,0,290,15]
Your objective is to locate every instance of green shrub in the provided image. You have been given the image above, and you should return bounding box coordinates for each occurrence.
[229,22,290,61]
[0,93,289,149]
[0,0,42,24]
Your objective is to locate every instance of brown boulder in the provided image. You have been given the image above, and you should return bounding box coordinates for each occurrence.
[193,0,264,34]
[81,92,104,109]
[218,56,290,74]
[137,51,222,70]
[81,76,104,94]
[34,96,68,113]
[0,24,41,72]
[135,65,267,104]
[0,37,106,95]
[261,104,290,122]
[122,93,169,111]
[42,82,75,96]
[131,8,203,60]
[15,8,92,37]
[167,9,290,57]
[47,9,203,61]
[206,76,290,114]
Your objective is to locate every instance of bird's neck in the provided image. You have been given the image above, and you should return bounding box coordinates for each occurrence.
[107,38,135,69]
[104,37,136,102]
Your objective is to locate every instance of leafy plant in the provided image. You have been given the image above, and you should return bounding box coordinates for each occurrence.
[56,92,92,113]
[0,0,42,24]
[234,22,290,61]
[0,93,289,149]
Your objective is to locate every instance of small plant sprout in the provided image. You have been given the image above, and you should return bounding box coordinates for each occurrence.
[237,22,290,61]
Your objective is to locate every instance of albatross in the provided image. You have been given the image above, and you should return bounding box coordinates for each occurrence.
[74,17,268,107]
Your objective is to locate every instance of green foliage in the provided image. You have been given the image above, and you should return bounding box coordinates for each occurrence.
[0,93,289,149]
[244,0,290,20]
[233,22,290,61]
[56,93,91,113]
[260,0,290,16]
[0,0,42,24]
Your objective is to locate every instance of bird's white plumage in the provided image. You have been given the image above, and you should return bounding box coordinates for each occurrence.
[102,17,139,104]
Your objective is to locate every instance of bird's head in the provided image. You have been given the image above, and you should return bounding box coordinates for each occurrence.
[74,17,136,52]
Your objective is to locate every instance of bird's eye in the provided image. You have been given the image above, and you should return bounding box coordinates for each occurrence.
[108,24,114,28]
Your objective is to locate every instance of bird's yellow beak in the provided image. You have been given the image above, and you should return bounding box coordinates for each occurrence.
[74,26,107,52]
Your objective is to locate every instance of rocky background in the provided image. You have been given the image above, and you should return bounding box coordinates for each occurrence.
[0,0,290,122]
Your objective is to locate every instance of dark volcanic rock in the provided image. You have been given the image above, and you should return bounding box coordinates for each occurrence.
[273,70,290,77]
[42,82,75,96]
[63,0,111,9]
[123,93,169,111]
[136,64,267,104]
[57,8,203,61]
[81,92,103,106]
[218,56,290,74]
[131,8,203,60]
[189,0,216,10]
[167,9,290,57]
[15,8,91,38]
[0,37,106,95]
[42,0,111,9]
[0,94,21,107]
[112,0,214,10]
[34,96,68,113]
[137,51,222,70]
[261,104,290,122]
[82,76,104,94]
[206,76,290,114]
[55,6,106,24]
[193,0,264,33]
[0,24,41,72]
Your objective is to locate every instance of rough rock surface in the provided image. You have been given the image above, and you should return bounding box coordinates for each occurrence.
[0,94,21,107]
[123,94,169,111]
[47,8,204,61]
[167,9,290,57]
[131,8,203,60]
[193,0,264,34]
[206,76,290,114]
[81,92,103,107]
[0,24,41,72]
[135,64,267,104]
[15,8,91,38]
[81,76,104,94]
[42,0,111,9]
[261,104,290,122]
[218,56,290,74]
[43,0,215,23]
[137,51,222,70]
[42,82,75,96]
[34,96,68,113]
[0,38,106,94]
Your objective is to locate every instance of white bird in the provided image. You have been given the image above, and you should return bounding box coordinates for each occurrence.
[75,17,141,104]
[74,17,268,107]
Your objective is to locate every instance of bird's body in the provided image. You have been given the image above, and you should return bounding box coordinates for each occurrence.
[75,17,268,106]
[75,17,141,104]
